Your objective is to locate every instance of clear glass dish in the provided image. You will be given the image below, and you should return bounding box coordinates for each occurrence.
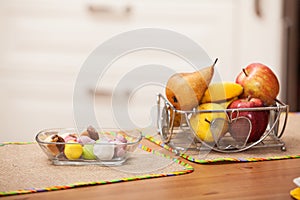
[35,127,142,166]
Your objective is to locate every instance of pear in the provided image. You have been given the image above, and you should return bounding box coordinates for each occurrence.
[168,108,188,127]
[189,103,228,143]
[165,59,217,110]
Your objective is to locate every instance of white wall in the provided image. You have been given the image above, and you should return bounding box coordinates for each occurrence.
[0,0,285,142]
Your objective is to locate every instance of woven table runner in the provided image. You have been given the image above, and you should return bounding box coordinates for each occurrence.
[145,113,300,164]
[0,142,193,196]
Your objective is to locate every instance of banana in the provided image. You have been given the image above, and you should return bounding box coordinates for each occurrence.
[219,97,238,108]
[201,82,243,103]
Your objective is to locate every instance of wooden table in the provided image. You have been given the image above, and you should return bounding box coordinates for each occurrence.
[3,115,300,200]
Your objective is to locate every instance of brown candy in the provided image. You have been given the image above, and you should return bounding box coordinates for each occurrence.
[80,126,99,141]
[47,134,65,156]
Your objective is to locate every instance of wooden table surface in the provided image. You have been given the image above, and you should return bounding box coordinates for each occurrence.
[3,114,300,200]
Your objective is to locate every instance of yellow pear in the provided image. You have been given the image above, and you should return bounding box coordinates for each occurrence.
[189,103,228,143]
[165,59,217,110]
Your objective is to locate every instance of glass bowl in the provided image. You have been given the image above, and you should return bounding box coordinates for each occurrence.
[35,127,142,166]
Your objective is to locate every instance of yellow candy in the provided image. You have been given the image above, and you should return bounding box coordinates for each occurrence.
[290,188,300,200]
[64,141,83,160]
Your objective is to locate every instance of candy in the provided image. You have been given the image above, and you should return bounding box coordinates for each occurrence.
[45,134,65,156]
[82,144,96,160]
[64,134,78,143]
[113,134,127,157]
[87,126,99,140]
[81,126,99,141]
[116,134,127,143]
[64,141,83,160]
[47,129,130,161]
[93,142,115,160]
[115,145,127,157]
[78,136,95,145]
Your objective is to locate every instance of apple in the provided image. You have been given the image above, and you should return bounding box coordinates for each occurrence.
[236,63,279,106]
[228,97,269,143]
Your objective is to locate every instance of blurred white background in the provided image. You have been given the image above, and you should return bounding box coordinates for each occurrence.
[0,0,289,141]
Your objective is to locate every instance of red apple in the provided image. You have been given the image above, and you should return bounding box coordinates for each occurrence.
[228,97,269,143]
[236,63,279,106]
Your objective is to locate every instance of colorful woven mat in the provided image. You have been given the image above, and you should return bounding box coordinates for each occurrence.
[0,141,193,196]
[145,113,300,164]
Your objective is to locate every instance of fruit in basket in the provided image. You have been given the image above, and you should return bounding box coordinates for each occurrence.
[190,103,228,143]
[236,63,279,106]
[169,108,182,127]
[228,97,269,143]
[219,97,238,109]
[165,59,217,110]
[201,82,243,103]
[64,141,83,160]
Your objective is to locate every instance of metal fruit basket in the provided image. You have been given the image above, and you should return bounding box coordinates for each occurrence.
[157,93,289,153]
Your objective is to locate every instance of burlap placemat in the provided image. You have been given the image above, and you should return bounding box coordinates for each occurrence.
[146,113,300,163]
[0,142,193,196]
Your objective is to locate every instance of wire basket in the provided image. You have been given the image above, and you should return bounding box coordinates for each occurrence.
[157,93,289,153]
